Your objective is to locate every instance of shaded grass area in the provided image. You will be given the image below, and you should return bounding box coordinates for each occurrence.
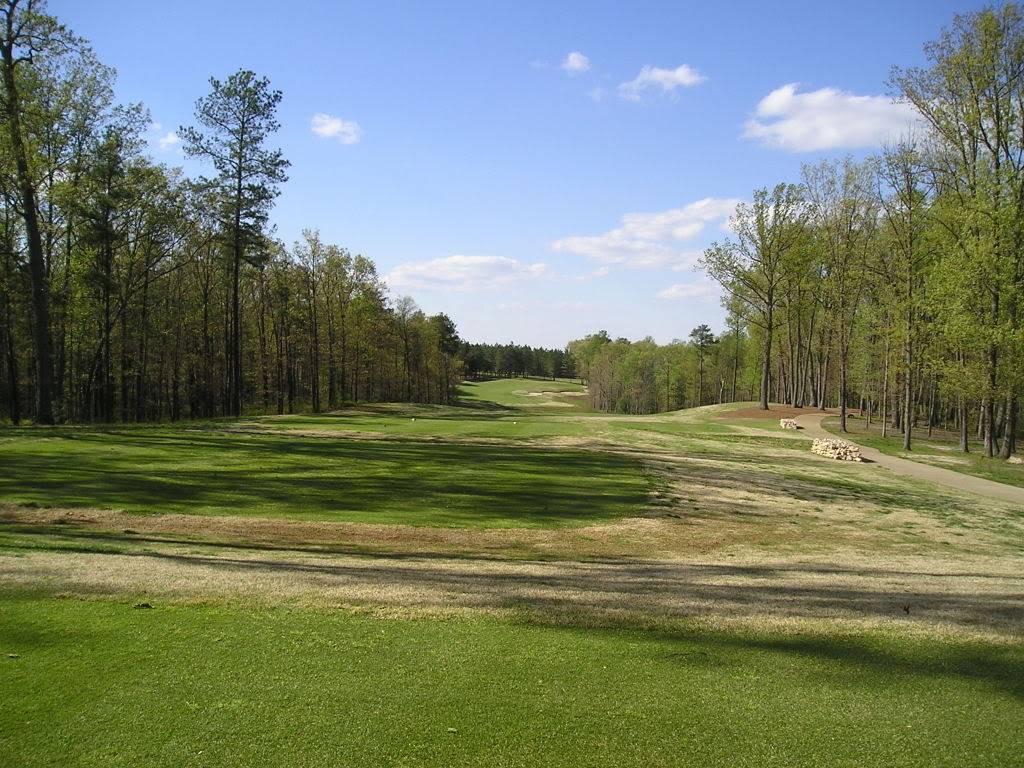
[823,417,1024,490]
[1,594,1022,768]
[0,428,650,528]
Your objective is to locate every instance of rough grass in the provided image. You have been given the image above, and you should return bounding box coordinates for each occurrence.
[3,526,1022,636]
[2,594,1022,768]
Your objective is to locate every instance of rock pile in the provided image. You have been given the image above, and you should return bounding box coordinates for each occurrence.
[779,418,798,430]
[811,437,862,461]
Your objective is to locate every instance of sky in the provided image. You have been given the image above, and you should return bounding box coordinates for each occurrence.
[53,0,990,348]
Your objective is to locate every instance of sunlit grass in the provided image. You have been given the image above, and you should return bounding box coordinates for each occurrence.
[1,594,1021,768]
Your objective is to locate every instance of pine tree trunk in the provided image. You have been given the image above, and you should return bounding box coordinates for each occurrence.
[959,396,969,453]
[1,40,54,423]
[759,301,773,410]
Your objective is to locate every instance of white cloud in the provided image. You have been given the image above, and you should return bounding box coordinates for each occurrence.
[311,113,362,145]
[618,64,705,101]
[562,51,591,75]
[147,122,182,154]
[156,130,179,150]
[656,281,719,301]
[385,255,550,292]
[743,83,920,152]
[499,299,594,312]
[551,197,740,270]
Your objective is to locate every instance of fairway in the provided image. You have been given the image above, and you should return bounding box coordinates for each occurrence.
[0,418,648,527]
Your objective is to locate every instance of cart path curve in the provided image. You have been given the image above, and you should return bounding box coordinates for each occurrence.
[795,413,1024,508]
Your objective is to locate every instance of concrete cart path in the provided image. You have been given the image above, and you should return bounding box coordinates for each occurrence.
[795,413,1024,508]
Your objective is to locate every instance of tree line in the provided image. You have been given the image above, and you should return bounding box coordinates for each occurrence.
[567,325,743,415]
[0,0,462,424]
[461,342,576,380]
[574,5,1024,460]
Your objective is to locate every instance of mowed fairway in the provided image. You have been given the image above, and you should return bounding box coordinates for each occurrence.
[2,378,1023,767]
[0,428,646,527]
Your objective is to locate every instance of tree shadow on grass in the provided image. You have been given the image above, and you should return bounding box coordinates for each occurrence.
[3,538,1021,700]
[0,419,1002,533]
[573,621,1024,702]
[6,528,1022,639]
[0,431,651,527]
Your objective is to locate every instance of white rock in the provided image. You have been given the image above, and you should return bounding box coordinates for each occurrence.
[811,437,862,462]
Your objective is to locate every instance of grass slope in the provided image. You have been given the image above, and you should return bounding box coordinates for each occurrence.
[2,595,1021,768]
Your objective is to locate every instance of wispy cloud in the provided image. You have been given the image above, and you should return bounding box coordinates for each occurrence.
[156,130,179,150]
[561,51,591,75]
[311,113,362,145]
[385,255,550,292]
[618,64,705,101]
[743,83,920,152]
[148,122,182,154]
[552,197,740,271]
[656,280,719,301]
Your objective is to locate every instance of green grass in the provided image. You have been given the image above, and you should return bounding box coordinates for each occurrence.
[0,385,1002,531]
[0,385,822,530]
[2,382,1023,767]
[1,594,1021,768]
[0,425,648,527]
[459,376,591,409]
[823,417,1024,489]
[233,408,597,440]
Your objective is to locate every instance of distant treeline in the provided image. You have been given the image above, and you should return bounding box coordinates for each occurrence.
[568,325,745,415]
[0,1,461,424]
[461,343,576,380]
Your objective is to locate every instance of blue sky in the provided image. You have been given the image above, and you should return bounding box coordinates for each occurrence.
[54,0,987,347]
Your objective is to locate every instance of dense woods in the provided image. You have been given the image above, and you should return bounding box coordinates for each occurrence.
[568,324,746,415]
[461,342,575,380]
[572,5,1024,460]
[0,0,462,424]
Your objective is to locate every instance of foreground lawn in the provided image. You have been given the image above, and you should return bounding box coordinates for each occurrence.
[0,427,649,527]
[1,594,1021,768]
